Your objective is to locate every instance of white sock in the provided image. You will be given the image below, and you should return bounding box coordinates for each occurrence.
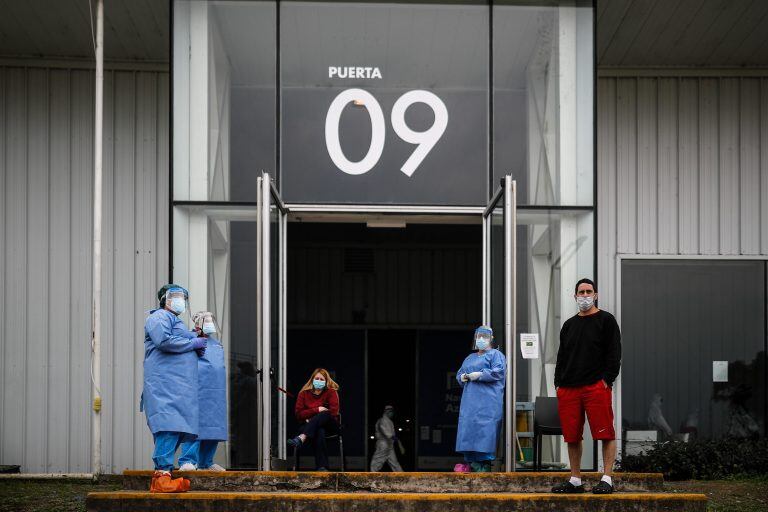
[601,475,613,486]
[569,476,582,487]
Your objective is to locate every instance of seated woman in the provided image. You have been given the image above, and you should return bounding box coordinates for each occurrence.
[287,368,340,471]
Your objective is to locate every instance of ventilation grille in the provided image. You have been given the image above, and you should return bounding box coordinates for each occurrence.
[344,248,375,274]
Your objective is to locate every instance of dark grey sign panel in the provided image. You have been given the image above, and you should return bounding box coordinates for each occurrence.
[281,88,487,205]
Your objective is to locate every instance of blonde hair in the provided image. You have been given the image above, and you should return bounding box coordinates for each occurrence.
[300,368,340,392]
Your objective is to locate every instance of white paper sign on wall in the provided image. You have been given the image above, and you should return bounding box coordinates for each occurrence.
[520,333,540,359]
[713,361,728,382]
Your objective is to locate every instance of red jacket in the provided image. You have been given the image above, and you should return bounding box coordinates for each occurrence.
[295,388,340,422]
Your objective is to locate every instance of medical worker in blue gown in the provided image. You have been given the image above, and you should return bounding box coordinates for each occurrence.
[142,284,208,492]
[179,311,227,471]
[455,326,506,472]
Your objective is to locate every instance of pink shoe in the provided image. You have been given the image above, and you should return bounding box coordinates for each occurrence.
[453,463,471,473]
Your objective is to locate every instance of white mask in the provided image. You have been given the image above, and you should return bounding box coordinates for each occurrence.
[576,296,594,312]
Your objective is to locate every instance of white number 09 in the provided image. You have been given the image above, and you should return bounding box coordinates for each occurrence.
[325,88,448,177]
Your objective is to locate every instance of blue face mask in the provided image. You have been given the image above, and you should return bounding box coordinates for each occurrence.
[202,322,217,335]
[312,379,326,390]
[476,338,490,351]
[169,297,186,315]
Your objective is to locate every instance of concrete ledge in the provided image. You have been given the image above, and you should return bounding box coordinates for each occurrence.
[122,470,664,493]
[87,491,707,512]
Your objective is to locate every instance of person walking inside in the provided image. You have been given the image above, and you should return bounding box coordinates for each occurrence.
[454,326,506,472]
[287,368,341,471]
[142,284,208,492]
[552,278,621,494]
[179,311,227,471]
[370,405,403,472]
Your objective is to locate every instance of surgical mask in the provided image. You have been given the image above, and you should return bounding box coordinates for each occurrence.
[576,296,594,312]
[475,338,490,351]
[202,322,217,335]
[169,297,186,315]
[312,379,326,390]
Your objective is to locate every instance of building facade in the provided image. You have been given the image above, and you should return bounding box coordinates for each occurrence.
[0,0,766,473]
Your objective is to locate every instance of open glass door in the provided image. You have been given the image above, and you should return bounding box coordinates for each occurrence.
[483,175,516,471]
[256,172,288,470]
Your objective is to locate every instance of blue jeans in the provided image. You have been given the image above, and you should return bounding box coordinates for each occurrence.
[152,431,191,471]
[179,440,220,469]
[462,451,495,463]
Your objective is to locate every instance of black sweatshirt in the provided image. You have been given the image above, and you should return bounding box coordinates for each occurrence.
[554,309,622,388]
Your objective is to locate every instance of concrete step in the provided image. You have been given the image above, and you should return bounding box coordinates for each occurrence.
[123,470,664,493]
[87,490,708,512]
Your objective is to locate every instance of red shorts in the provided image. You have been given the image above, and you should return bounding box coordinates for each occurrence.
[556,380,615,443]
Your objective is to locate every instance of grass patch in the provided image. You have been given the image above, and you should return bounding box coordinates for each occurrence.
[0,479,121,512]
[665,476,768,512]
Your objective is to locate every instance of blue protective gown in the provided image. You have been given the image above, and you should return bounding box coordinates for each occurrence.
[141,309,200,436]
[197,337,227,441]
[455,348,507,456]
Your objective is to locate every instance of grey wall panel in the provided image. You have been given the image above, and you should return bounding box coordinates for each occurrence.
[598,74,768,315]
[0,64,169,473]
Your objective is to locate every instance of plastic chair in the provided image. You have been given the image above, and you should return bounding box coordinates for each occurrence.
[292,413,345,471]
[532,397,562,471]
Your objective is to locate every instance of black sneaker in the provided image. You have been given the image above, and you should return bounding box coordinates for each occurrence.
[287,436,303,448]
[551,481,585,493]
[592,480,614,494]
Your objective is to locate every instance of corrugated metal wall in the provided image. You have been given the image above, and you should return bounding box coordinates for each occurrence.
[597,75,768,313]
[0,65,169,473]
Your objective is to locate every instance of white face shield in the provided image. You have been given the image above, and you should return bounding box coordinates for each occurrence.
[165,289,189,316]
[472,326,493,350]
[193,311,220,338]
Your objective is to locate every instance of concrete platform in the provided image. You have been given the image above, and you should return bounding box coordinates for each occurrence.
[122,470,665,493]
[87,490,708,512]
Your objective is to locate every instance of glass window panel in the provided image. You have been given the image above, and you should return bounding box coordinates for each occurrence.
[621,260,766,445]
[493,2,593,206]
[280,1,488,205]
[173,0,276,202]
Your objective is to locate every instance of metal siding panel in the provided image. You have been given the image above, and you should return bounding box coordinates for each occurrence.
[636,78,657,253]
[3,67,28,470]
[47,69,72,473]
[763,79,768,255]
[597,78,617,314]
[26,68,50,473]
[616,78,637,254]
[706,0,768,65]
[739,79,760,255]
[69,69,93,473]
[134,72,157,469]
[719,78,740,255]
[619,0,684,66]
[678,78,699,254]
[113,71,137,473]
[641,0,704,66]
[698,79,720,255]
[657,78,678,254]
[101,70,117,473]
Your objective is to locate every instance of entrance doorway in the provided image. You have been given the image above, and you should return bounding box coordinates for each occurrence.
[285,222,481,470]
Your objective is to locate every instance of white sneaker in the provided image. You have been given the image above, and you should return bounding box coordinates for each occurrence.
[178,462,197,471]
[203,463,226,472]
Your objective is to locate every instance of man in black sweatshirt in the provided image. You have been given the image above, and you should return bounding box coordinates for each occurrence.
[551,278,621,495]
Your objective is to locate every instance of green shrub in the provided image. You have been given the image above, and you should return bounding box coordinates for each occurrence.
[617,439,768,480]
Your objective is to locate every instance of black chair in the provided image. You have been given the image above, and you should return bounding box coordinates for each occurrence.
[532,397,562,471]
[292,414,345,471]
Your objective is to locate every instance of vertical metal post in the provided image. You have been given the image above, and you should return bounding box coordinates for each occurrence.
[255,176,264,469]
[261,173,272,470]
[278,210,287,460]
[504,176,517,471]
[482,215,488,325]
[91,0,104,477]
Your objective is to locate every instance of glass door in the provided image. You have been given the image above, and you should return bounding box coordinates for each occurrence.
[483,175,516,471]
[257,172,288,470]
